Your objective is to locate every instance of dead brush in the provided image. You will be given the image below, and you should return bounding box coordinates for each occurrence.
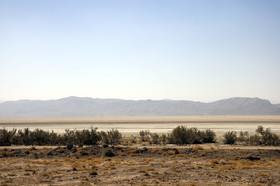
[24,168,36,174]
[7,173,17,176]
[151,148,162,154]
[41,171,50,177]
[90,158,102,164]
[192,145,204,151]
[188,182,198,186]
[102,163,117,170]
[210,159,219,165]
[257,171,270,177]
[119,152,126,156]
[89,169,98,175]
[23,172,31,176]
[217,164,235,170]
[169,154,176,158]
[139,167,154,173]
[128,167,137,171]
[167,151,175,155]
[151,171,159,175]
[192,155,199,158]
[171,166,181,172]
[114,145,123,149]
[52,170,65,174]
[176,154,186,158]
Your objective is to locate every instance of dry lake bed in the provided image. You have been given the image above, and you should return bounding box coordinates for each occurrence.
[1,116,280,135]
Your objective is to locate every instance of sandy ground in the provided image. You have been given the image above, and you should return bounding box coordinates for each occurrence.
[0,145,280,185]
[1,116,280,124]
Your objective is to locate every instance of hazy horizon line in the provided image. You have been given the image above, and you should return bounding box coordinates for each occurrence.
[1,96,279,104]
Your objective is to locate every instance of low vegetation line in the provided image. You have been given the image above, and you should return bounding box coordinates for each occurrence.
[0,125,279,146]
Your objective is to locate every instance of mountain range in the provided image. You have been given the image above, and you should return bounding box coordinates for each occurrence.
[0,97,279,118]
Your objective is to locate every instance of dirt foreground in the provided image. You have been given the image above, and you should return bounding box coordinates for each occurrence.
[0,145,280,185]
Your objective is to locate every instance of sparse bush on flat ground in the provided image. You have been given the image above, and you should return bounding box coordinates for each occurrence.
[139,130,151,142]
[223,131,237,145]
[255,126,280,146]
[100,129,122,145]
[169,126,216,145]
[0,128,17,146]
[235,126,280,146]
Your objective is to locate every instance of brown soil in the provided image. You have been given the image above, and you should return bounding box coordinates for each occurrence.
[1,145,280,185]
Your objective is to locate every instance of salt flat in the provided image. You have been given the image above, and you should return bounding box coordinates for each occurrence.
[1,116,280,135]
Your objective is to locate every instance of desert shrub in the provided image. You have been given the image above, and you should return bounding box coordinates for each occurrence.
[160,134,167,145]
[150,133,160,144]
[169,126,188,145]
[256,126,265,136]
[100,131,110,145]
[15,128,31,145]
[74,128,100,146]
[248,134,261,145]
[108,129,122,145]
[104,149,115,157]
[129,135,137,144]
[235,126,280,146]
[29,128,51,145]
[202,129,216,143]
[101,129,122,145]
[63,129,76,146]
[139,130,151,142]
[49,131,62,145]
[0,128,17,146]
[89,169,98,175]
[222,131,237,144]
[256,126,280,146]
[169,126,216,145]
[237,131,249,145]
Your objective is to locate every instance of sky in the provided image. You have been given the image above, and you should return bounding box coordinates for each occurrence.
[0,0,280,103]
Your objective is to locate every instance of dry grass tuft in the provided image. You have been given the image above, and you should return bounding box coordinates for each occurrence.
[192,145,204,151]
[7,173,17,176]
[89,170,98,175]
[41,171,50,177]
[210,159,219,165]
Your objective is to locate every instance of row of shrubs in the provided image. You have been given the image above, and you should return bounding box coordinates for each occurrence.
[139,126,216,145]
[223,126,280,146]
[0,127,121,146]
[0,125,279,146]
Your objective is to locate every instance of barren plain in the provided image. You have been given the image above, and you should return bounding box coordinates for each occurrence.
[1,116,280,185]
[1,145,280,185]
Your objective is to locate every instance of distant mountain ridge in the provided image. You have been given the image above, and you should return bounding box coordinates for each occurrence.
[0,97,279,117]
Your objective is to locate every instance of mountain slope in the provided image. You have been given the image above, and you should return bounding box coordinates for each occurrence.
[0,97,279,117]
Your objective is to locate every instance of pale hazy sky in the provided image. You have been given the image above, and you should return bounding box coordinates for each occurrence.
[1,0,280,103]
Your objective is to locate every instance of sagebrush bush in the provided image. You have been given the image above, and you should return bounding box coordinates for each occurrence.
[256,126,280,146]
[222,131,237,144]
[0,128,17,146]
[139,130,151,142]
[104,149,115,157]
[169,126,216,145]
[100,129,122,145]
[237,131,249,145]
